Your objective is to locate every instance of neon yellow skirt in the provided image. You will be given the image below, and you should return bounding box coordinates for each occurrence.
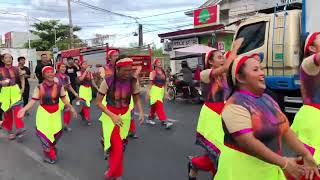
[196,104,225,149]
[150,85,164,105]
[79,85,92,107]
[59,93,70,111]
[100,108,131,151]
[291,105,320,163]
[0,85,22,112]
[36,106,62,143]
[214,146,286,180]
[99,96,134,122]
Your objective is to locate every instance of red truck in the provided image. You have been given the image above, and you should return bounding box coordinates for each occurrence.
[54,44,153,85]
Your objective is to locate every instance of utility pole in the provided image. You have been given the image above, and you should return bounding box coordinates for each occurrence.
[138,24,143,47]
[67,0,74,48]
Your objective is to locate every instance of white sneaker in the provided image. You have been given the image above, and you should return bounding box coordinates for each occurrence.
[145,119,156,125]
[165,122,173,129]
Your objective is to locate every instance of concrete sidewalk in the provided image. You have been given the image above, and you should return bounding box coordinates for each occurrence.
[0,133,77,180]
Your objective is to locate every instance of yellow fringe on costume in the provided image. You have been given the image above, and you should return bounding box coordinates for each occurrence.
[291,105,320,164]
[150,85,164,105]
[79,85,92,107]
[36,106,62,143]
[214,146,286,180]
[196,104,225,150]
[100,108,131,151]
[1,85,22,112]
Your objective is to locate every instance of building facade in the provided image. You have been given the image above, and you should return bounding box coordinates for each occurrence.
[4,31,39,48]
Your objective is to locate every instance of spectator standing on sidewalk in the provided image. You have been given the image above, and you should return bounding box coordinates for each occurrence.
[17,57,31,116]
[66,57,79,104]
[35,54,52,84]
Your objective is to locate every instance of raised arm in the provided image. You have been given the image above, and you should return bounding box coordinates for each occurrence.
[211,38,244,77]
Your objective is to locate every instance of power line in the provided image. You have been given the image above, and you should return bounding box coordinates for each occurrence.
[71,0,138,21]
[74,16,191,26]
[137,7,196,19]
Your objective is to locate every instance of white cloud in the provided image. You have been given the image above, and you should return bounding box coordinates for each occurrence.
[0,0,202,47]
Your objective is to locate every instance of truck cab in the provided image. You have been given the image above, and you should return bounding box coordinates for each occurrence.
[233,3,304,121]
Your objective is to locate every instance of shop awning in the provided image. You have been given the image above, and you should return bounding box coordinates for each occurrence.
[158,24,225,40]
[174,44,216,54]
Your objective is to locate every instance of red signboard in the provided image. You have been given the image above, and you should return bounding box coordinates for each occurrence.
[194,5,219,28]
[128,55,152,73]
[61,48,81,58]
[4,32,11,40]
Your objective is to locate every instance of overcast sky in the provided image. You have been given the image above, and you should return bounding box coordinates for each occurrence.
[0,0,203,48]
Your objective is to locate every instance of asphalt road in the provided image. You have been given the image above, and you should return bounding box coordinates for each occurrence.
[0,80,211,180]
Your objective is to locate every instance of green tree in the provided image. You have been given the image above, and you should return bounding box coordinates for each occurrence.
[26,20,85,51]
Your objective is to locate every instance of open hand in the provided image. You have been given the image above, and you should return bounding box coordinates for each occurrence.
[71,108,78,119]
[303,154,320,179]
[138,112,145,125]
[17,109,26,119]
[284,157,306,179]
[111,114,123,127]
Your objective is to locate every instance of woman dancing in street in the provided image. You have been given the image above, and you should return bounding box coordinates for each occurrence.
[96,58,144,180]
[56,62,79,132]
[214,54,319,180]
[145,58,173,129]
[0,53,26,141]
[188,39,242,180]
[291,32,320,168]
[77,61,99,126]
[18,66,77,164]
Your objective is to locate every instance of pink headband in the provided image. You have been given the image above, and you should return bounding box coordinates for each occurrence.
[116,58,133,67]
[42,66,54,75]
[304,32,320,56]
[108,50,118,57]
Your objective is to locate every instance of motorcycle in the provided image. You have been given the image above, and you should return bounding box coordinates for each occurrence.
[167,73,202,104]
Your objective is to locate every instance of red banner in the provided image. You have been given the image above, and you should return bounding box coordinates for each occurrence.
[4,32,11,40]
[194,5,219,28]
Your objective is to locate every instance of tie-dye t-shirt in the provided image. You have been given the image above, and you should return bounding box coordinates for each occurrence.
[0,66,20,86]
[104,63,114,78]
[222,90,289,154]
[77,71,93,86]
[98,76,140,108]
[55,73,71,89]
[200,69,230,103]
[300,54,320,104]
[150,69,166,87]
[32,81,66,105]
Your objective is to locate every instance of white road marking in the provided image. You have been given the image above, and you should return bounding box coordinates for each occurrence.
[133,112,178,122]
[0,132,79,180]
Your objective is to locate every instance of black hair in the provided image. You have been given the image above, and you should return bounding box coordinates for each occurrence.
[18,56,26,62]
[0,55,4,67]
[2,53,13,61]
[67,57,73,61]
[181,61,192,71]
[206,50,220,69]
[226,61,246,99]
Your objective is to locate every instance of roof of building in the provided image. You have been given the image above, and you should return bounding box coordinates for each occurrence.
[185,0,222,16]
[158,24,227,39]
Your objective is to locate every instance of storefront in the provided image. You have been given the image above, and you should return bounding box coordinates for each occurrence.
[158,5,234,74]
[159,25,234,74]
